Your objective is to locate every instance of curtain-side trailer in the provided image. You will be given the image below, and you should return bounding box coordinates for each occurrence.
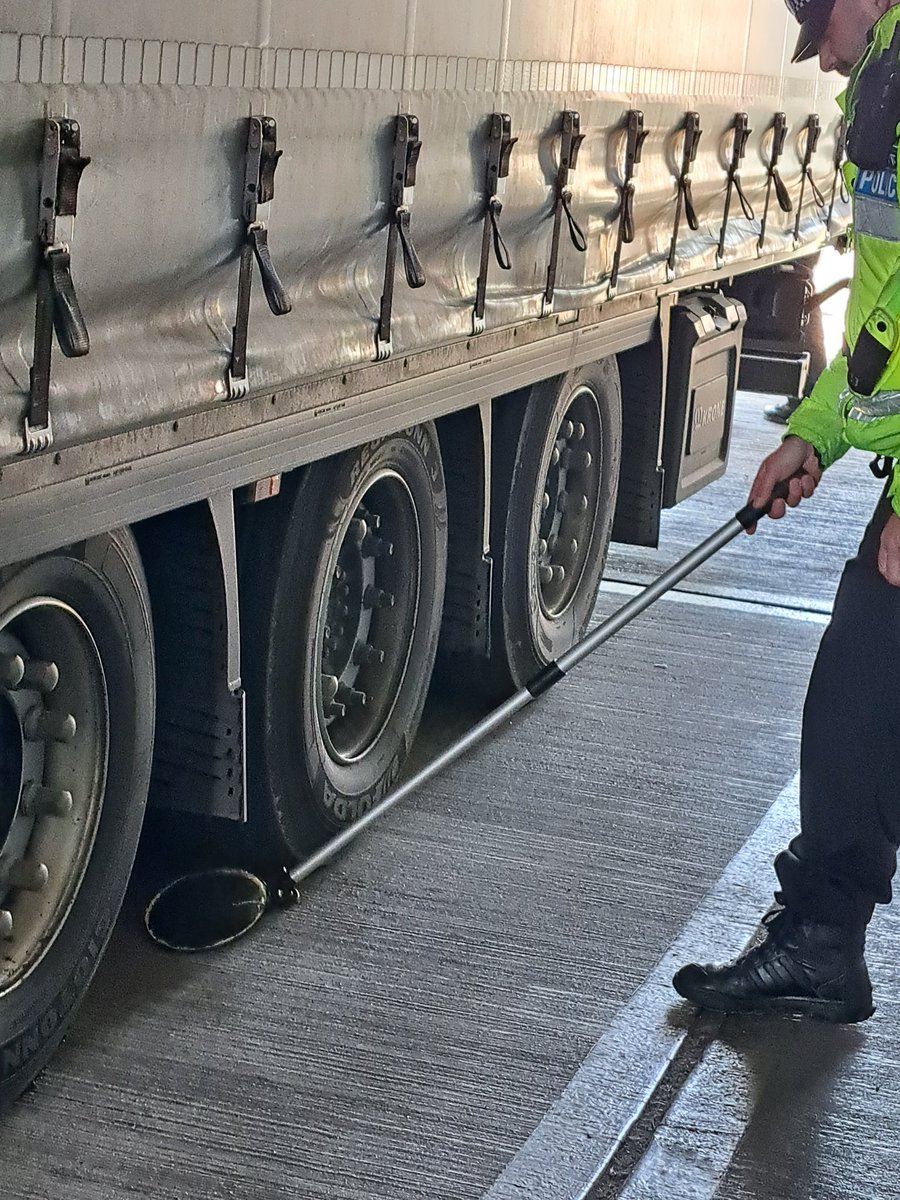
[0,0,845,1106]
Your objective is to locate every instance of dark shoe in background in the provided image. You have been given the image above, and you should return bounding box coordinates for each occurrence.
[764,396,803,424]
[672,909,874,1023]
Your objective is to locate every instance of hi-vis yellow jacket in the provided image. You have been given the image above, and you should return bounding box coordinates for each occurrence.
[787,4,900,513]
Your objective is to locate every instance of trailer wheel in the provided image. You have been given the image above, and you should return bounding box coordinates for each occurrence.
[240,426,447,863]
[0,531,154,1111]
[489,359,622,692]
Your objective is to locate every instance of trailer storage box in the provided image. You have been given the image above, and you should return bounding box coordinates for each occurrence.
[662,292,747,507]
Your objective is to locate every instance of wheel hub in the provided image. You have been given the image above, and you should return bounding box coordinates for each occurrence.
[535,386,604,618]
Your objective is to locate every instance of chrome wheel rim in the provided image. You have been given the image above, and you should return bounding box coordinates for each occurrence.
[0,598,109,995]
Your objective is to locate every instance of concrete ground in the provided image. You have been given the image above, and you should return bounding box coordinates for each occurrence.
[4,356,896,1198]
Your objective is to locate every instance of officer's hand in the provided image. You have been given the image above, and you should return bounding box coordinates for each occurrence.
[745,436,822,534]
[878,513,900,587]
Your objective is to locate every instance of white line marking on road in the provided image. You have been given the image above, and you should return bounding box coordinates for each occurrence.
[483,775,802,1200]
[598,580,830,626]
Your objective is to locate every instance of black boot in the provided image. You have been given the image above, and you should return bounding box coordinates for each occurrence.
[764,396,802,424]
[672,910,874,1023]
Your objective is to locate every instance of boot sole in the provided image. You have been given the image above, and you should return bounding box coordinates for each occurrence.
[675,983,874,1024]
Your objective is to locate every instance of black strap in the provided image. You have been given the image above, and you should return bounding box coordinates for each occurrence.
[249,225,291,315]
[734,173,755,220]
[806,167,826,208]
[682,177,699,232]
[773,167,793,213]
[562,188,587,252]
[47,248,89,358]
[397,207,426,288]
[489,198,512,270]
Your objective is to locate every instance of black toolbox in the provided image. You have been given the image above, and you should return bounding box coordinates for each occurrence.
[662,291,747,507]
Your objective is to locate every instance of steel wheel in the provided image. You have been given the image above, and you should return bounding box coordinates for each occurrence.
[534,385,604,619]
[0,599,108,995]
[239,425,447,861]
[319,473,421,763]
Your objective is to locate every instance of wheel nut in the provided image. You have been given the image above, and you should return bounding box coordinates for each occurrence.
[361,533,394,559]
[550,445,561,467]
[363,586,395,609]
[542,492,551,513]
[0,654,25,689]
[552,564,566,583]
[22,782,73,818]
[538,539,548,557]
[571,421,586,441]
[562,448,592,470]
[578,494,589,512]
[21,659,59,694]
[0,911,11,939]
[336,683,367,708]
[321,675,340,705]
[347,518,368,546]
[570,538,579,556]
[352,642,386,666]
[9,860,49,891]
[559,419,574,439]
[24,708,76,744]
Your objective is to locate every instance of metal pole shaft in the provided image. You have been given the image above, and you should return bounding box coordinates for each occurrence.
[556,516,743,673]
[290,687,533,885]
[289,513,745,888]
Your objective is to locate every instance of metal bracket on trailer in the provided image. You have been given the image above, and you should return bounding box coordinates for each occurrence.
[542,110,587,318]
[473,113,517,335]
[24,115,91,455]
[609,109,648,298]
[757,111,792,254]
[793,113,825,245]
[226,115,292,401]
[375,114,426,361]
[716,112,754,271]
[666,112,702,283]
[826,116,849,231]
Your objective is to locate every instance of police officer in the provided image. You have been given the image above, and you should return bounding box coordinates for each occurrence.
[674,0,900,1023]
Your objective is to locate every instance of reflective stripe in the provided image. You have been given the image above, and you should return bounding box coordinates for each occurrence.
[845,387,900,422]
[854,192,900,241]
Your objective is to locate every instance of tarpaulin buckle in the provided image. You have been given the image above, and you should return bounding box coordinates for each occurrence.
[758,112,792,255]
[870,455,894,480]
[716,112,753,270]
[227,115,291,401]
[666,112,702,283]
[376,114,426,361]
[609,109,648,298]
[794,113,825,246]
[24,116,91,455]
[542,110,587,318]
[473,113,517,335]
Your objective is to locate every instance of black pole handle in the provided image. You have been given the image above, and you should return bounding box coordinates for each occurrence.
[735,478,792,530]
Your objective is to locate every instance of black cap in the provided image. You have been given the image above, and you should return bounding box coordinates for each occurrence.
[785,0,836,62]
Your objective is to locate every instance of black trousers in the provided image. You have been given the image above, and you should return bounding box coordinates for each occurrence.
[775,490,900,931]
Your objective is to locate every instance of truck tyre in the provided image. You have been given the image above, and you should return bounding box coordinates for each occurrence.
[239,425,447,864]
[488,359,622,693]
[0,530,155,1111]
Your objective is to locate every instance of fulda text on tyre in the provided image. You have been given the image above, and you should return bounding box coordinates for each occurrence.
[239,425,448,864]
[0,530,155,1111]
